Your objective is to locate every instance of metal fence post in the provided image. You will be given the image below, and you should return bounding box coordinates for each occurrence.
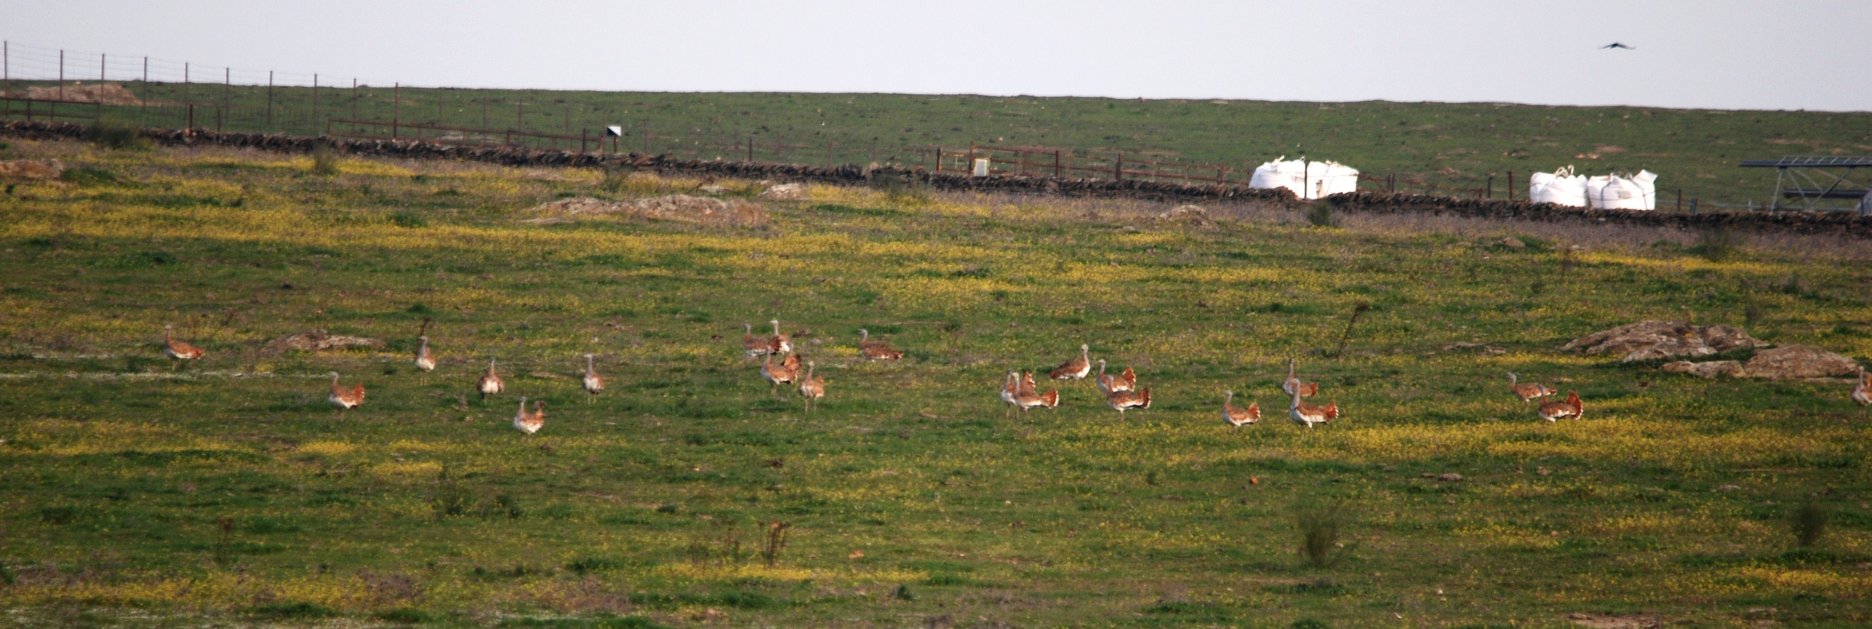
[392,82,400,139]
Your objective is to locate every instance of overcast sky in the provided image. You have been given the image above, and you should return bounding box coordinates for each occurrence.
[3,0,1868,111]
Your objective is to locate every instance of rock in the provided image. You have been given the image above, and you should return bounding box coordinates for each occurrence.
[0,158,65,181]
[1562,320,1761,362]
[1497,236,1526,250]
[275,330,384,352]
[759,182,806,200]
[1660,360,1745,379]
[1154,204,1210,225]
[1742,345,1860,380]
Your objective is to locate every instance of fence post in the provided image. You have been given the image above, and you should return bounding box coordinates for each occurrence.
[580,129,587,155]
[58,49,63,103]
[266,71,274,128]
[187,103,194,130]
[1507,170,1515,201]
[392,82,400,139]
[222,67,229,133]
[1055,150,1062,178]
[934,146,942,173]
[1114,154,1123,181]
[1486,173,1494,199]
[966,143,975,173]
[747,136,754,162]
[1676,189,1682,212]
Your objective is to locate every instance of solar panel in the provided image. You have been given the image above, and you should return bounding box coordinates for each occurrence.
[1739,156,1872,168]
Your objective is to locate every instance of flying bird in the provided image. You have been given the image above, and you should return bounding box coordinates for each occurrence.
[1600,42,1635,50]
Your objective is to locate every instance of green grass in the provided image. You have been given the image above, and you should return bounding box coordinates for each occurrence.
[6,81,1869,208]
[0,138,1868,626]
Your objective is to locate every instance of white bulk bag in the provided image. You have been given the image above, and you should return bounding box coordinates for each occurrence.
[1529,167,1587,207]
[1250,157,1360,200]
[1250,157,1307,196]
[1586,170,1658,210]
[1311,161,1360,198]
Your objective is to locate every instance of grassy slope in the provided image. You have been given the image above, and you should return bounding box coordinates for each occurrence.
[0,138,1869,626]
[16,81,1872,207]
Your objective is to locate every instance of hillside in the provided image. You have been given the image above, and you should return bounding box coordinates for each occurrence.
[0,136,1869,626]
[8,82,1870,208]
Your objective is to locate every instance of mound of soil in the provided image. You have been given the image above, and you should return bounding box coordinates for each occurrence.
[1562,320,1760,362]
[15,82,143,105]
[1742,345,1860,380]
[0,158,64,181]
[523,195,768,228]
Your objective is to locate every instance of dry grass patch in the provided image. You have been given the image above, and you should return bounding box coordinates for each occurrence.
[523,195,768,228]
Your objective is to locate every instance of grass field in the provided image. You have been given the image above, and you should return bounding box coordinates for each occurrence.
[9,81,1872,208]
[2,135,1871,627]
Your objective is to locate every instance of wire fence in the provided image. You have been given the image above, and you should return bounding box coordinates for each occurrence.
[0,40,1842,214]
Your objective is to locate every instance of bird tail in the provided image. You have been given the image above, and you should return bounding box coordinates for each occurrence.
[1042,390,1059,408]
[1139,388,1152,409]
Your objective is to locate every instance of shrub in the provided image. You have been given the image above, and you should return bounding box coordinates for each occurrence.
[1793,500,1827,548]
[1690,224,1741,261]
[1296,502,1357,568]
[1305,203,1339,228]
[310,143,341,176]
[59,166,118,186]
[83,118,148,150]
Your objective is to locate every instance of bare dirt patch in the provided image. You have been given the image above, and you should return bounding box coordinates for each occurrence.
[0,158,65,181]
[523,195,769,228]
[1566,611,1663,628]
[11,82,144,105]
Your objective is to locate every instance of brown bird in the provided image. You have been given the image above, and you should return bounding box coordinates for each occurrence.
[327,372,365,414]
[1106,387,1152,416]
[581,353,605,402]
[476,358,505,401]
[1283,357,1318,398]
[741,322,769,358]
[414,336,437,372]
[798,360,826,413]
[858,328,904,361]
[766,319,793,355]
[1852,367,1870,419]
[1223,390,1260,427]
[1014,383,1061,413]
[1000,371,1022,416]
[761,351,800,396]
[1288,386,1338,428]
[1049,343,1092,380]
[162,324,205,368]
[1508,372,1556,403]
[513,396,545,434]
[1537,391,1583,422]
[1095,359,1136,395]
